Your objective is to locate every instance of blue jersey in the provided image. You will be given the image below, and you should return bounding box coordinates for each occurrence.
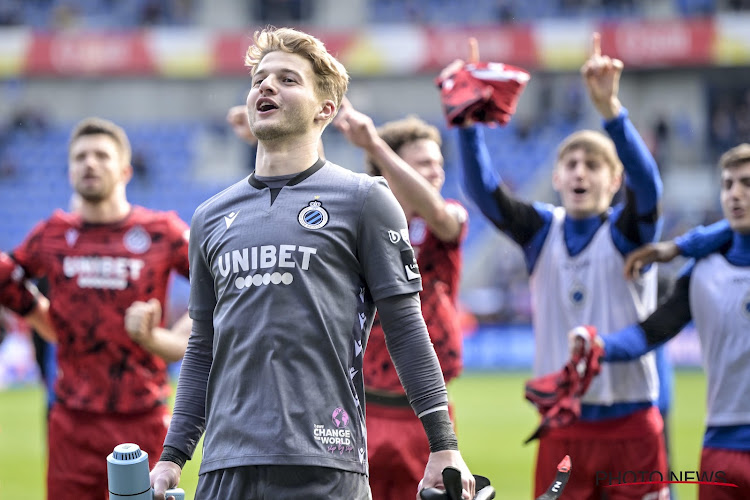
[458,109,663,421]
[604,232,750,450]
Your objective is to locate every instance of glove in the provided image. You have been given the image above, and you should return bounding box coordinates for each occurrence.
[436,61,530,128]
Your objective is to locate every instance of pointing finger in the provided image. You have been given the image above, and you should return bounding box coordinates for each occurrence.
[592,32,601,57]
[468,37,479,63]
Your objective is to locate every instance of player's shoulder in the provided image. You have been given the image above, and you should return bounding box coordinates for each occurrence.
[129,205,186,226]
[42,209,81,230]
[322,161,381,189]
[193,176,249,219]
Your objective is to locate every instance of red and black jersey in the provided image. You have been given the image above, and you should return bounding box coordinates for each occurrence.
[0,251,37,316]
[364,200,468,393]
[12,206,190,414]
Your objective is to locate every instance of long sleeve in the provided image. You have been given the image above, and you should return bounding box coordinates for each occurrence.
[162,318,214,458]
[457,125,550,270]
[675,219,733,258]
[608,109,664,252]
[604,271,693,361]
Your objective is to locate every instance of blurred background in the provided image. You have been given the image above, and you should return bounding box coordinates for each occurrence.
[0,0,746,497]
[1,0,744,376]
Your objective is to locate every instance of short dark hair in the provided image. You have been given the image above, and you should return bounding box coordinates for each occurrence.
[69,117,131,165]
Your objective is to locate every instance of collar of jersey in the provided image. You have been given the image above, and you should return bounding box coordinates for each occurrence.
[248,158,326,190]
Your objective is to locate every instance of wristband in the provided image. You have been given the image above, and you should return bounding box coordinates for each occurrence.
[419,406,458,452]
[159,445,189,469]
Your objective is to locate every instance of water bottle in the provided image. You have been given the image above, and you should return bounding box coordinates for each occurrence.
[107,443,185,500]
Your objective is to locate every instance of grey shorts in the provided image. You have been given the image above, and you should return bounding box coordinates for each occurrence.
[196,464,372,500]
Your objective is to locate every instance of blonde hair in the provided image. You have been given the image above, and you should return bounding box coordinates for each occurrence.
[719,143,750,170]
[69,117,132,166]
[366,115,442,176]
[244,27,349,115]
[556,130,623,176]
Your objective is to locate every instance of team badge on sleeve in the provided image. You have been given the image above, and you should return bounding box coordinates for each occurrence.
[401,248,420,281]
[298,200,329,229]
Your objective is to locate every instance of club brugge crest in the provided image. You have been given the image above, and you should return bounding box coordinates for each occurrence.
[298,199,328,230]
[123,225,151,254]
[568,281,586,308]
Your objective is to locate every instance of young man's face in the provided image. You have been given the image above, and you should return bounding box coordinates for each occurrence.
[247,51,329,141]
[552,147,622,219]
[68,134,130,203]
[721,161,750,234]
[397,138,445,192]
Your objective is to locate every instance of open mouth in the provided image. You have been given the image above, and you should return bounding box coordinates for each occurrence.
[256,99,278,113]
[572,188,587,195]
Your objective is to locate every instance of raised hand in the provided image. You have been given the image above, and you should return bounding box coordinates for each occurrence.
[438,37,479,82]
[580,32,623,120]
[623,241,681,280]
[332,97,380,151]
[226,105,257,145]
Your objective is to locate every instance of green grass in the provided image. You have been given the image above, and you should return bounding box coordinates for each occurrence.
[0,370,706,500]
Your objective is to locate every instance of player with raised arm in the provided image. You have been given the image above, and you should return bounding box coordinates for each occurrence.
[570,143,750,499]
[443,34,668,499]
[10,117,191,500]
[149,27,475,500]
[334,99,468,500]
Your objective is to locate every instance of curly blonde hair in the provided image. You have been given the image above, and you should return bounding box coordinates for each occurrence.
[244,26,349,117]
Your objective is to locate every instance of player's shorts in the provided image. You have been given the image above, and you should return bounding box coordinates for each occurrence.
[47,403,169,500]
[699,447,750,499]
[366,396,455,500]
[535,406,669,500]
[195,464,371,500]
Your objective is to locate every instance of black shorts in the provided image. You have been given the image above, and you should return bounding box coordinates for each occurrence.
[196,464,371,500]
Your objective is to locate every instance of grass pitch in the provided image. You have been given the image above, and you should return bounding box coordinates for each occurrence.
[0,370,706,499]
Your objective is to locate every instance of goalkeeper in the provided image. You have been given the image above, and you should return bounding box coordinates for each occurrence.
[440,33,668,499]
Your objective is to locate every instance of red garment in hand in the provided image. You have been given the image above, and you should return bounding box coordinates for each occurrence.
[524,326,604,443]
[436,61,530,128]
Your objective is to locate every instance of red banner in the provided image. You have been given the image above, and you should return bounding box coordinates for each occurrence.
[421,26,537,71]
[598,19,715,67]
[25,32,155,76]
[3,17,741,78]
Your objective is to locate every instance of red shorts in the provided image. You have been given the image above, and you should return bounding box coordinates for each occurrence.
[366,401,455,500]
[47,404,170,500]
[699,447,750,500]
[535,406,669,500]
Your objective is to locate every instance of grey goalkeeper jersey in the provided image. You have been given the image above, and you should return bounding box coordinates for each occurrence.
[188,160,422,475]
